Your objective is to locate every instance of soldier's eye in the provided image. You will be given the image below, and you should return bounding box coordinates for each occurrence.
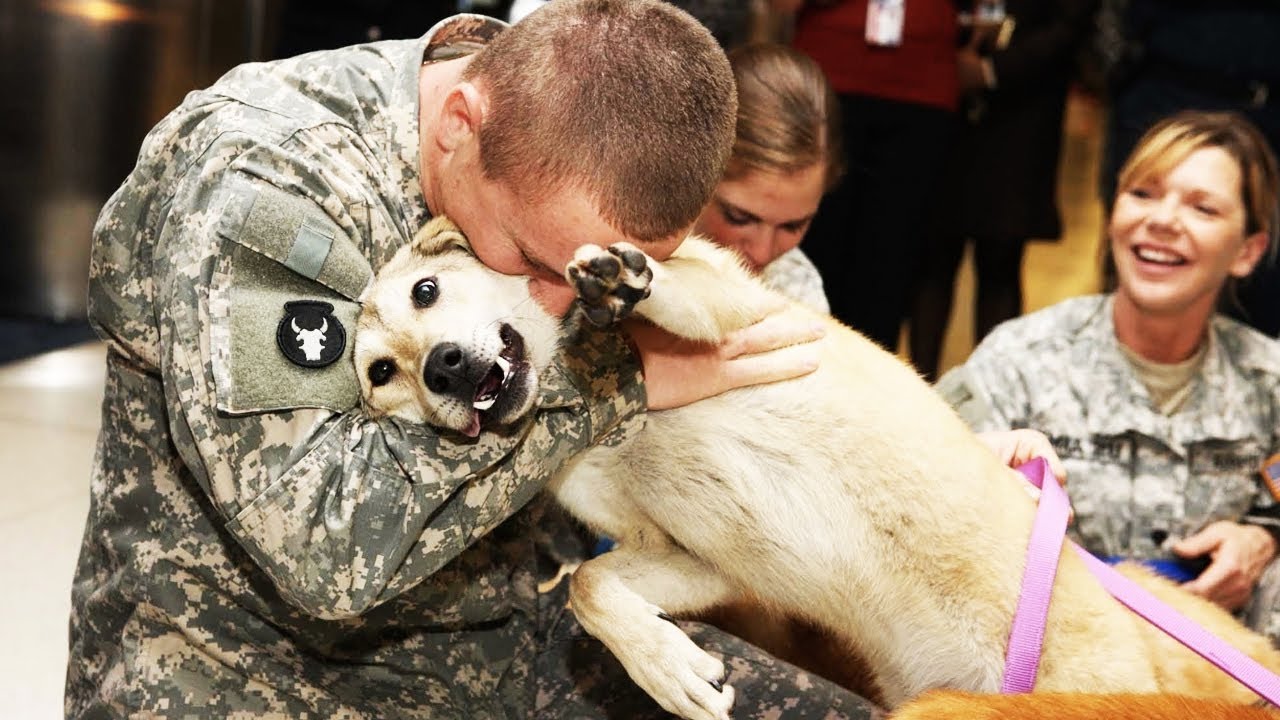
[412,278,439,307]
[368,359,396,387]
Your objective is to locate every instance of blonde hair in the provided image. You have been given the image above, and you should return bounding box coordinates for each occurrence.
[463,0,736,242]
[723,43,842,191]
[1116,110,1279,263]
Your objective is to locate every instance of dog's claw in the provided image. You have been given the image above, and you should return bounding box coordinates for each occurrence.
[709,678,723,693]
[657,611,678,625]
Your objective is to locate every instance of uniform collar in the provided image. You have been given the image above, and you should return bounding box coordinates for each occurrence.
[384,14,508,237]
[1083,295,1267,449]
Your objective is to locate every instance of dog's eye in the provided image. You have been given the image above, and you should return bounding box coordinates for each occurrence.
[412,278,439,307]
[368,359,396,387]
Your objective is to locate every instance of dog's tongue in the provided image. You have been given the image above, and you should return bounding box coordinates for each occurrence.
[462,412,482,438]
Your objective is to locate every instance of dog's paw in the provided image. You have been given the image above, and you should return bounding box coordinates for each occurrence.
[565,243,653,327]
[615,605,735,720]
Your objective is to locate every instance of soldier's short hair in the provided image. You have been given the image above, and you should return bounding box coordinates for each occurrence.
[463,0,736,242]
[1118,110,1280,265]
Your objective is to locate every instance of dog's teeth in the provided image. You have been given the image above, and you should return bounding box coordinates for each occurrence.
[495,355,511,377]
[473,397,496,411]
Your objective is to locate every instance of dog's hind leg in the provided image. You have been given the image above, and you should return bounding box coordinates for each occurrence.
[569,542,740,720]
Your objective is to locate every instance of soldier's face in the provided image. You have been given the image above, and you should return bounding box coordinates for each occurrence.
[445,179,685,316]
[1110,146,1267,319]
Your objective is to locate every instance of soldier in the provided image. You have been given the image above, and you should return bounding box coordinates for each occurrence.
[937,111,1280,642]
[66,1,883,718]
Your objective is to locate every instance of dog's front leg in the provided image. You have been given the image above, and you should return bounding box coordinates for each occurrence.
[566,238,785,343]
[569,544,738,720]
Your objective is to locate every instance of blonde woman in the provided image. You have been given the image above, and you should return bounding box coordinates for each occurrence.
[938,110,1280,639]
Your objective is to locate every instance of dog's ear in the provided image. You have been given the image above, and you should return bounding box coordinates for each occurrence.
[411,216,472,258]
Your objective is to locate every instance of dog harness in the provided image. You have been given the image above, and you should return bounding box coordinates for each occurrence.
[1005,457,1280,704]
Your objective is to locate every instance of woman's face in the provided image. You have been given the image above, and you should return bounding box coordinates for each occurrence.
[694,162,826,272]
[1110,146,1266,320]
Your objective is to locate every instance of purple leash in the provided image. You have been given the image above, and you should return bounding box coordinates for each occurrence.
[1001,457,1068,693]
[1004,457,1280,704]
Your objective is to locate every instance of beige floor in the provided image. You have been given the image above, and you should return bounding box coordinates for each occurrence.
[0,92,1107,720]
[0,343,104,719]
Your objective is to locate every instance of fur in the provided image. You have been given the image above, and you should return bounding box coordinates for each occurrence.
[355,217,1280,720]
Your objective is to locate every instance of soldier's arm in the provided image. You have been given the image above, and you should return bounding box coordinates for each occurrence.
[149,138,641,619]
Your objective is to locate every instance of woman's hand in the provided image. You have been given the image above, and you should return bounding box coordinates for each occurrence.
[1175,521,1277,611]
[976,428,1066,482]
[626,305,825,411]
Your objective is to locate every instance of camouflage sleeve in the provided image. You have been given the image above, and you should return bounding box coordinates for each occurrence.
[151,134,644,619]
[761,248,830,314]
[933,346,1030,434]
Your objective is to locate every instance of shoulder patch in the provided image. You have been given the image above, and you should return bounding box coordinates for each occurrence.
[215,243,361,415]
[1261,453,1280,503]
[277,301,346,368]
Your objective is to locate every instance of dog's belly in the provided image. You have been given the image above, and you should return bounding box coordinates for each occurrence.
[610,375,1023,700]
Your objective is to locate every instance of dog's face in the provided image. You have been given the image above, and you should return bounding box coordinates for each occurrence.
[354,217,561,437]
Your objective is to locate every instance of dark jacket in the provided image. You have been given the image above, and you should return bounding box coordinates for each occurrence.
[944,0,1098,241]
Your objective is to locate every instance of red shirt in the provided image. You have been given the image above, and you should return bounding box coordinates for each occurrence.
[793,0,959,111]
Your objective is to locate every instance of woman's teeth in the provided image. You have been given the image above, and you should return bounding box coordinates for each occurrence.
[1135,246,1184,265]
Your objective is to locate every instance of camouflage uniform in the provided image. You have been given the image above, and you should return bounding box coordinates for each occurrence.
[762,248,830,314]
[937,294,1280,640]
[67,13,883,719]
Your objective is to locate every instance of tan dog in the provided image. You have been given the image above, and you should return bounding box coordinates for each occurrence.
[355,217,1280,720]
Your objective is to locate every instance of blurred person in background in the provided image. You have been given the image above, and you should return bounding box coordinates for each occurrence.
[772,0,959,352]
[909,0,1098,382]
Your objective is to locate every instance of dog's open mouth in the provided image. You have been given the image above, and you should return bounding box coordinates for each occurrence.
[462,324,526,437]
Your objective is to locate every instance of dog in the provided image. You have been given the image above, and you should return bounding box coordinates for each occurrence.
[355,216,1280,720]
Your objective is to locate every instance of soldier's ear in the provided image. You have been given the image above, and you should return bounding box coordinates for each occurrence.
[411,216,472,258]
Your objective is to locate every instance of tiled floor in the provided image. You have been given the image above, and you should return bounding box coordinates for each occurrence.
[0,343,104,719]
[0,92,1106,720]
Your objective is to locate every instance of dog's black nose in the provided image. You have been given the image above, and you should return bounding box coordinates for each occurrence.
[425,342,469,396]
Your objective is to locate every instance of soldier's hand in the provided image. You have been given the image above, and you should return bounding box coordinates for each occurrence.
[1175,521,1278,611]
[626,305,825,411]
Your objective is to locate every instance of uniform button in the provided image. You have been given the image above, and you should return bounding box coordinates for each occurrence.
[1150,529,1169,546]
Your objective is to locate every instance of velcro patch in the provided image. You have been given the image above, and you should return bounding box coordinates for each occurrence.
[1260,453,1280,503]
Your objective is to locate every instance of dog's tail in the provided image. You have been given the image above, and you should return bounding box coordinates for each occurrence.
[890,690,1279,720]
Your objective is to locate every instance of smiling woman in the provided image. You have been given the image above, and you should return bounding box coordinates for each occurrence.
[1108,115,1279,363]
[935,110,1280,643]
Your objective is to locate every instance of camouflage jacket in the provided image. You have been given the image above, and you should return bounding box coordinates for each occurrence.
[762,247,830,314]
[67,15,646,719]
[937,294,1280,561]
